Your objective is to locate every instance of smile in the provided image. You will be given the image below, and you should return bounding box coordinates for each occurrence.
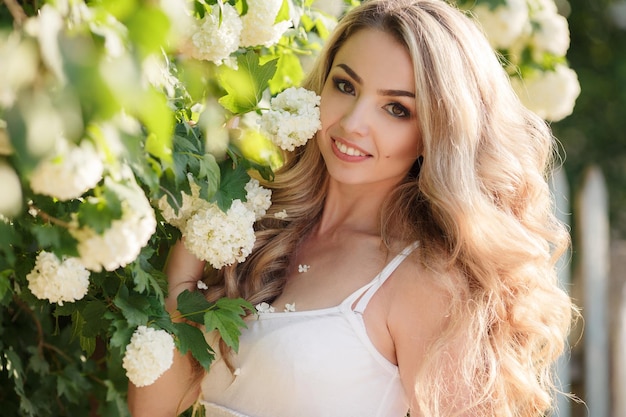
[333,139,368,157]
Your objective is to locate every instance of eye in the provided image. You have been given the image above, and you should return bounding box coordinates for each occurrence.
[383,103,411,118]
[333,77,355,95]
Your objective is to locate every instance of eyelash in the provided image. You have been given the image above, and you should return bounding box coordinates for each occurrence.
[332,77,412,119]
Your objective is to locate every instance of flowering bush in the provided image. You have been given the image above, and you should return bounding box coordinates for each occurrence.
[457,0,581,121]
[0,0,578,416]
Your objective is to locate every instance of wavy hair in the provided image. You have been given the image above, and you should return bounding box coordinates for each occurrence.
[203,1,574,416]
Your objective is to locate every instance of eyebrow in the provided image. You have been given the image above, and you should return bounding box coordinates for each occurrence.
[335,63,415,98]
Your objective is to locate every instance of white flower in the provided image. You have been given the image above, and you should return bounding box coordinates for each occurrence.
[0,33,38,108]
[188,4,242,64]
[312,0,346,18]
[274,209,288,219]
[197,280,209,290]
[157,175,210,229]
[298,264,310,273]
[183,200,256,269]
[472,0,529,50]
[122,326,175,387]
[260,87,321,151]
[26,251,90,305]
[240,0,292,48]
[530,10,570,56]
[71,182,157,272]
[244,179,272,220]
[284,302,296,312]
[30,139,104,201]
[0,159,22,218]
[255,302,275,313]
[512,64,581,122]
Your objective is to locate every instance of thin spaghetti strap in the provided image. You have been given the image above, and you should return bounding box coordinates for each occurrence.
[352,242,419,314]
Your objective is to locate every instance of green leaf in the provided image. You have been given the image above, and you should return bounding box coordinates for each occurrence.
[113,288,151,327]
[218,51,278,114]
[203,303,247,352]
[0,270,13,304]
[109,318,135,349]
[80,300,110,338]
[76,185,123,234]
[176,290,214,324]
[198,153,221,200]
[269,51,305,94]
[173,322,215,371]
[212,160,250,211]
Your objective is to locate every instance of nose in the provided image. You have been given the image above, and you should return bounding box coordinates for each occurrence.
[339,98,370,136]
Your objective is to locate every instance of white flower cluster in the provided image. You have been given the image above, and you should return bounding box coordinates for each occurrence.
[30,138,104,201]
[71,186,157,272]
[260,87,322,151]
[157,175,206,229]
[467,0,579,121]
[511,64,581,122]
[0,159,22,218]
[186,0,291,65]
[122,326,175,387]
[184,199,256,269]
[189,4,242,65]
[472,0,528,50]
[26,251,90,305]
[244,179,272,220]
[240,0,292,48]
[159,178,270,269]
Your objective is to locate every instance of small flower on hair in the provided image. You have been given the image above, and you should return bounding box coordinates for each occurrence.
[274,209,288,219]
[197,280,208,290]
[298,264,310,273]
[284,303,296,312]
[255,302,275,314]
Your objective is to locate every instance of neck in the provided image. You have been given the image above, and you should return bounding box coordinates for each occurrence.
[316,180,393,238]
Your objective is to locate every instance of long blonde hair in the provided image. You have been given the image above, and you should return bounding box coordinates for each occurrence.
[204,1,574,416]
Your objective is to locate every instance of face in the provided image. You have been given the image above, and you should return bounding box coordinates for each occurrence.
[317,28,421,189]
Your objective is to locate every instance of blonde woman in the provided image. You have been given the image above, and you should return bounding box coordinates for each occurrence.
[128,0,574,416]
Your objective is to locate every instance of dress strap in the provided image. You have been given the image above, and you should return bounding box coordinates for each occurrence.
[352,241,419,314]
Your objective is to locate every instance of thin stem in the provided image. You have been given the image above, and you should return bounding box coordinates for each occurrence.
[28,203,74,229]
[1,0,28,26]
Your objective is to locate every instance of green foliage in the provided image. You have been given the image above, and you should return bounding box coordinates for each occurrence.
[0,1,341,415]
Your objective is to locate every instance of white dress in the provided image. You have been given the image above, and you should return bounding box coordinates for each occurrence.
[200,243,419,417]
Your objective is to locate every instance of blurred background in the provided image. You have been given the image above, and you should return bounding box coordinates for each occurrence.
[550,0,626,416]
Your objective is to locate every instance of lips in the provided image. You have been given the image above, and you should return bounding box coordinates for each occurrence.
[332,139,369,158]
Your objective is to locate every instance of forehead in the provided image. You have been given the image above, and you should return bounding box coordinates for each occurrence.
[332,28,415,91]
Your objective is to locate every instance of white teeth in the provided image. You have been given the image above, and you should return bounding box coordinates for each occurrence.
[335,140,366,157]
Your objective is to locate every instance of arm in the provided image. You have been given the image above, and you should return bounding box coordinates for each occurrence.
[128,239,206,417]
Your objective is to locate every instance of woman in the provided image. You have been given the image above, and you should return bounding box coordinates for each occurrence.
[128,0,574,416]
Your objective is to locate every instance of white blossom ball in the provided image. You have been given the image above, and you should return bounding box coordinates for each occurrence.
[72,188,157,272]
[260,87,321,151]
[123,326,175,387]
[157,176,210,229]
[512,65,581,122]
[531,10,570,56]
[183,200,256,269]
[312,0,346,18]
[240,0,292,48]
[188,4,242,64]
[0,159,22,218]
[472,0,529,50]
[30,139,104,201]
[26,251,90,305]
[244,179,272,220]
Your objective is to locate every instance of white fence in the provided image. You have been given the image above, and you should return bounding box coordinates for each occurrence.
[552,166,626,417]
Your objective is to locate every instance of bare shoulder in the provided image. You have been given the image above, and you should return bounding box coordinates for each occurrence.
[385,247,457,395]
